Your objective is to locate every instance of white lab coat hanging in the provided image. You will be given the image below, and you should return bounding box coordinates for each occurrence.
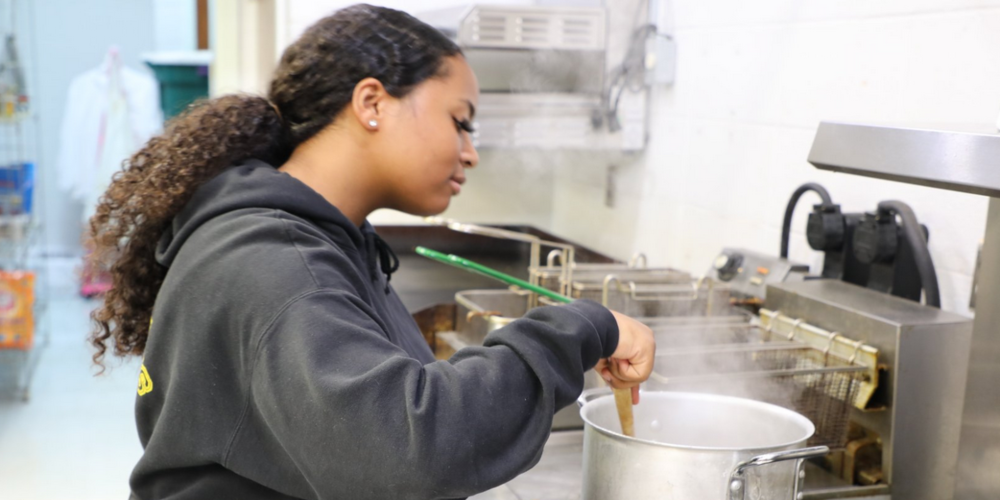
[57,49,163,223]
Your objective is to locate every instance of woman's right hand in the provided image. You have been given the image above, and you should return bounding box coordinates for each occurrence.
[594,311,655,404]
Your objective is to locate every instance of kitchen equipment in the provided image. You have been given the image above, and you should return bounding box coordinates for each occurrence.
[424,217,577,301]
[644,306,875,450]
[377,222,616,312]
[636,276,972,499]
[416,246,571,303]
[714,183,939,309]
[458,278,966,499]
[538,254,736,317]
[599,276,735,317]
[706,247,808,302]
[644,313,757,348]
[764,280,971,499]
[783,182,939,306]
[534,250,688,292]
[455,288,534,345]
[535,257,687,297]
[578,390,829,500]
[426,217,726,318]
[416,4,648,151]
[808,122,995,499]
[416,247,635,436]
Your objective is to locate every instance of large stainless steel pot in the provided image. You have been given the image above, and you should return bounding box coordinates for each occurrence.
[578,391,828,500]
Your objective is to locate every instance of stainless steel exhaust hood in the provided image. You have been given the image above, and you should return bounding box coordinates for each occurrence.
[417,5,647,151]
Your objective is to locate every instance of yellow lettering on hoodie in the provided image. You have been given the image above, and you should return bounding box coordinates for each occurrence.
[138,364,153,396]
[138,317,154,396]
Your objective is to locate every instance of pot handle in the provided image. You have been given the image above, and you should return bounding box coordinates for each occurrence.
[727,445,829,500]
[577,387,612,408]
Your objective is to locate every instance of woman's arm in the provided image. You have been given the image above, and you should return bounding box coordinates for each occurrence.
[226,289,617,500]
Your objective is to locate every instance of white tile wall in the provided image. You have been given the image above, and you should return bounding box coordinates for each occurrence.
[550,2,1000,315]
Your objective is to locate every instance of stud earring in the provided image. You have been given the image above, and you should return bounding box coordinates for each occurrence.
[369,119,378,128]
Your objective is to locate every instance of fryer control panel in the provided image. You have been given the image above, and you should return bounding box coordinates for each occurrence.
[706,248,810,299]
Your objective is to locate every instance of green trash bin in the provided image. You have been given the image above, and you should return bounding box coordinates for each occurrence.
[144,52,211,119]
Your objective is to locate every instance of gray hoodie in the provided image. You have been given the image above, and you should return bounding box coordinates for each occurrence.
[129,160,619,499]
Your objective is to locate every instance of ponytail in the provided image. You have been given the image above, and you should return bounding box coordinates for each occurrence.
[88,95,287,368]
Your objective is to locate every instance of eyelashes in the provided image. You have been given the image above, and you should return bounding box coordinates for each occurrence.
[453,118,475,134]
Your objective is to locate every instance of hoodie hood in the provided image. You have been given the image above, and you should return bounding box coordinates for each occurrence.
[156,160,398,288]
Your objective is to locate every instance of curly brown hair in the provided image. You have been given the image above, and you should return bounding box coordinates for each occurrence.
[88,4,461,368]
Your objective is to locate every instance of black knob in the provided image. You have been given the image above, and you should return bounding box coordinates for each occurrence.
[807,203,846,251]
[714,252,744,282]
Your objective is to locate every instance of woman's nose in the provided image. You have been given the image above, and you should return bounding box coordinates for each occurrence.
[461,137,479,169]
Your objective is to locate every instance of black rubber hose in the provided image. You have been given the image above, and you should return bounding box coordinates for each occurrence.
[878,200,941,308]
[780,183,834,258]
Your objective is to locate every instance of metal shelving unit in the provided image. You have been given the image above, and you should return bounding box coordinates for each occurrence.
[0,0,46,402]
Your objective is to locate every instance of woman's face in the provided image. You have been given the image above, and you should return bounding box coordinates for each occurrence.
[372,55,480,216]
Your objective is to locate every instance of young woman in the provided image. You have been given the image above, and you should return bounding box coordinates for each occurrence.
[88,5,655,499]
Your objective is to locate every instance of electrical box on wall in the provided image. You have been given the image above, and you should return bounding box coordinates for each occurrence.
[646,0,676,86]
[646,34,676,86]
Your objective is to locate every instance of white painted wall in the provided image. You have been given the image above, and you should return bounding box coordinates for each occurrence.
[549,1,1000,314]
[153,0,196,52]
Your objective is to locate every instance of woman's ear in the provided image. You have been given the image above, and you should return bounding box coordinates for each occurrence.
[351,77,388,130]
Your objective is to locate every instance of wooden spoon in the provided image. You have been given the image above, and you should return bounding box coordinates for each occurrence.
[613,387,635,437]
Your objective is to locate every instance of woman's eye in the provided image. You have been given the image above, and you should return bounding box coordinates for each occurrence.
[453,118,475,134]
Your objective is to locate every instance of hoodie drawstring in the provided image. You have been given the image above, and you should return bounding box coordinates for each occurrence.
[365,232,399,294]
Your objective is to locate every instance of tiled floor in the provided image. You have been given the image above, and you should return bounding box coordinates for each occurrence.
[0,295,143,499]
[0,294,583,500]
